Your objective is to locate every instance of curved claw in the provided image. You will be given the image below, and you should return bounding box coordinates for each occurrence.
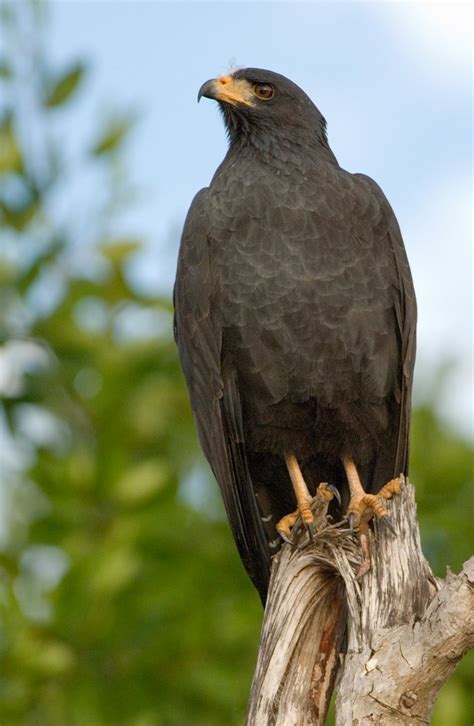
[380,515,396,536]
[277,528,297,547]
[307,522,316,541]
[348,511,357,533]
[326,484,342,506]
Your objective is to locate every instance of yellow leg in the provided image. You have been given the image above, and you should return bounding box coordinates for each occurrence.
[342,456,400,576]
[275,452,314,541]
[276,454,340,543]
[285,453,315,527]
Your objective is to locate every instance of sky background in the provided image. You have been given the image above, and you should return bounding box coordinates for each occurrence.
[47,0,472,434]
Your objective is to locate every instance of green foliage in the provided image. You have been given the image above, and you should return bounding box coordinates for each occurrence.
[0,113,23,173]
[0,59,12,79]
[43,62,86,108]
[0,2,471,725]
[92,116,136,157]
[412,389,474,576]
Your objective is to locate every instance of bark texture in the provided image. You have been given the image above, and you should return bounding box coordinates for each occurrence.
[246,478,474,725]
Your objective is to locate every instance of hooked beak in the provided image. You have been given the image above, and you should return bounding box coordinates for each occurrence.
[197,74,254,106]
[197,79,216,102]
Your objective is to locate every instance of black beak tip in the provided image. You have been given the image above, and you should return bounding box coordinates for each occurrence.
[198,79,216,103]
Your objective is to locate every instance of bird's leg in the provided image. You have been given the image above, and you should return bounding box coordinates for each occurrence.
[276,454,340,543]
[342,456,400,576]
[276,453,314,542]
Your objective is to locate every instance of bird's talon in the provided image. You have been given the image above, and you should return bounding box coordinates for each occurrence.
[360,494,387,519]
[379,477,402,499]
[316,482,332,502]
[380,515,396,536]
[277,528,297,546]
[348,511,357,533]
[326,483,341,506]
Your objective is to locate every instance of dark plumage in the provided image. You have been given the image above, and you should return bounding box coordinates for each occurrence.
[174,68,416,603]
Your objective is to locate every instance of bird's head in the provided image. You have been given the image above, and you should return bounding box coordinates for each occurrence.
[198,68,332,157]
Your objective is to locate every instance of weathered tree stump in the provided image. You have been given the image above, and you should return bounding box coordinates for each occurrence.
[246,478,474,725]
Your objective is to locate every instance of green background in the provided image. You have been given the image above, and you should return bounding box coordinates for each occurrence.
[0,2,472,724]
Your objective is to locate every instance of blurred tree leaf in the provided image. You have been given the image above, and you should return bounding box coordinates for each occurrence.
[0,113,23,172]
[0,59,12,79]
[100,240,141,264]
[112,458,169,505]
[91,115,135,156]
[17,238,65,294]
[0,198,39,231]
[43,62,86,108]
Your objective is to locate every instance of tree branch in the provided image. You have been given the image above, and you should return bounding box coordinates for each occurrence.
[246,479,474,725]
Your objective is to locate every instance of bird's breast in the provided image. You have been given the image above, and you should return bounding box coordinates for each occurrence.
[207,174,396,406]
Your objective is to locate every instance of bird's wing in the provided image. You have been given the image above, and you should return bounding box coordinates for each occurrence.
[174,189,271,602]
[355,174,417,477]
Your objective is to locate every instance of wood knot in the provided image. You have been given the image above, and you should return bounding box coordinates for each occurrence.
[400,691,418,709]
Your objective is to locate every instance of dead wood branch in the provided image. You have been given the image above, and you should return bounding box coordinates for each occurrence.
[246,479,474,725]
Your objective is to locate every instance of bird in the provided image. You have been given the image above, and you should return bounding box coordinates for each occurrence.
[174,68,416,604]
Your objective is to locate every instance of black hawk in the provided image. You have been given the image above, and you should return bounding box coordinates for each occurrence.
[174,69,416,604]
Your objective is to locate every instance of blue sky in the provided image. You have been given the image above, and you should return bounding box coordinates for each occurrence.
[48,1,472,433]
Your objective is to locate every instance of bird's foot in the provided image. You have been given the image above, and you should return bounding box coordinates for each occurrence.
[276,508,310,544]
[316,481,341,503]
[347,477,401,576]
[378,477,402,501]
[276,482,340,544]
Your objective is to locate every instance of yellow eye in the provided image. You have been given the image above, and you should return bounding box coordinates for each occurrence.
[253,83,274,100]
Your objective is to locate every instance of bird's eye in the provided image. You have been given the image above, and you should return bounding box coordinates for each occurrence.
[253,83,274,100]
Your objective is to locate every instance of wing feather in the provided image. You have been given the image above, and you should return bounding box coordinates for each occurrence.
[174,190,271,602]
[355,174,417,479]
